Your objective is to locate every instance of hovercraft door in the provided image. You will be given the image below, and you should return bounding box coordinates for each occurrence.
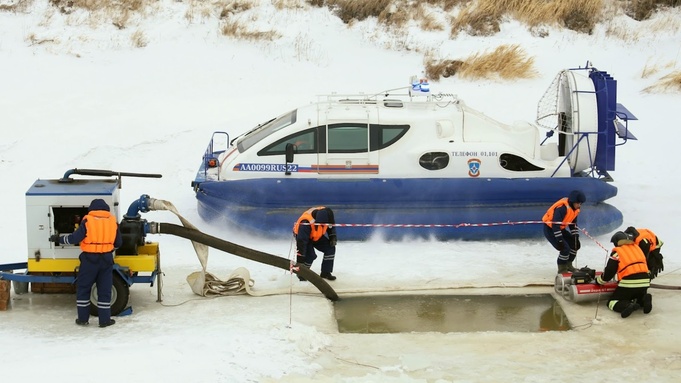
[319,106,379,174]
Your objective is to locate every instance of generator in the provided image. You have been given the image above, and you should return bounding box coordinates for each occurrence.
[1,169,163,315]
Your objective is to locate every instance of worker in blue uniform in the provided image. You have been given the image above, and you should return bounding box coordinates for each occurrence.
[293,206,337,281]
[543,190,585,273]
[51,199,122,328]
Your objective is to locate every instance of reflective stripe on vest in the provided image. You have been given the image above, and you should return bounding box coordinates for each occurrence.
[80,211,117,253]
[542,198,579,229]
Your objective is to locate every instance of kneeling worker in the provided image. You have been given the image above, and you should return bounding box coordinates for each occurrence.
[293,206,337,281]
[595,231,652,318]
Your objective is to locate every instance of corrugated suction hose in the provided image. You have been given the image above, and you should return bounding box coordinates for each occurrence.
[157,223,338,301]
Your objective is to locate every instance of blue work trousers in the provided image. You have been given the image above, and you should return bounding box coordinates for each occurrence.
[76,252,114,325]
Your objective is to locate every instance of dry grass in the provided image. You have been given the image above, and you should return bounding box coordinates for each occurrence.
[273,0,306,9]
[306,0,468,30]
[416,3,446,31]
[210,0,279,41]
[605,3,681,41]
[14,0,681,70]
[49,0,146,14]
[452,0,603,37]
[604,21,643,42]
[131,29,148,47]
[643,70,681,92]
[321,0,393,23]
[647,11,681,33]
[25,32,59,45]
[641,60,677,78]
[221,19,279,41]
[43,0,153,29]
[451,0,501,37]
[425,44,537,80]
[0,0,34,12]
[184,0,216,23]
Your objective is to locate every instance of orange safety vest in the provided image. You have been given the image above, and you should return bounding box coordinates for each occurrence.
[542,198,579,229]
[80,211,118,253]
[293,206,328,242]
[612,243,649,280]
[633,228,659,252]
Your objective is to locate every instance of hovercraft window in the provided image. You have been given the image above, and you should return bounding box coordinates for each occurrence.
[419,152,449,170]
[325,124,410,153]
[237,110,297,152]
[371,125,409,151]
[324,123,410,153]
[328,124,368,153]
[258,128,317,156]
[499,153,544,172]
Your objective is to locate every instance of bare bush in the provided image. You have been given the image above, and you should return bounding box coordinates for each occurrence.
[425,44,537,80]
[424,58,464,79]
[622,0,681,21]
[306,0,391,23]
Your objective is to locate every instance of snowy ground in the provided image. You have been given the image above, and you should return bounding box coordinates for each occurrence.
[2,1,681,382]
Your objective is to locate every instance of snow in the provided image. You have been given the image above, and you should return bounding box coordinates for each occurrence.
[2,1,681,382]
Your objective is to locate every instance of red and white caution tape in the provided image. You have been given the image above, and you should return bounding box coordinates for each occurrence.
[299,220,610,249]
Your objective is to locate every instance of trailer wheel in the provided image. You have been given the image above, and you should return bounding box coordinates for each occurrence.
[89,273,130,316]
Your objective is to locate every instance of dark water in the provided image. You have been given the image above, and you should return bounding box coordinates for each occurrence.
[334,294,570,333]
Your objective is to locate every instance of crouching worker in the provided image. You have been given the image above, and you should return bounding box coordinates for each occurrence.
[50,199,122,327]
[293,206,337,281]
[595,231,652,318]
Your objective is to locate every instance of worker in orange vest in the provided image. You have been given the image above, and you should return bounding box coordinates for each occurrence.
[51,199,121,328]
[293,206,337,281]
[624,226,664,279]
[595,231,652,318]
[543,190,585,273]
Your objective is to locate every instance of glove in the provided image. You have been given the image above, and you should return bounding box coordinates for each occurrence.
[49,234,61,246]
[329,233,337,247]
[573,236,581,251]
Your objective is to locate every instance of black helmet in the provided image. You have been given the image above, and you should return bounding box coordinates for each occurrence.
[88,198,110,212]
[611,231,633,246]
[568,190,586,205]
[314,209,329,224]
[624,226,640,239]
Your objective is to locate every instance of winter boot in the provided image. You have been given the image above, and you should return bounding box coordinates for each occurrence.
[566,262,577,272]
[620,302,641,318]
[320,272,337,281]
[75,319,89,326]
[557,264,569,274]
[99,319,116,328]
[643,294,653,314]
